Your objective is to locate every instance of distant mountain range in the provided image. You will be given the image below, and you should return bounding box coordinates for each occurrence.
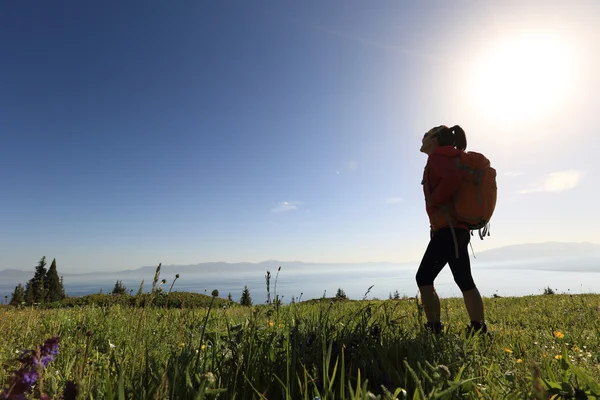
[1,241,599,282]
[471,241,600,262]
[1,242,598,300]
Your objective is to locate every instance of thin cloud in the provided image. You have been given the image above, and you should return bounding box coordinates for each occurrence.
[386,197,404,204]
[315,26,446,64]
[519,170,584,194]
[271,201,299,213]
[346,160,358,171]
[504,171,523,177]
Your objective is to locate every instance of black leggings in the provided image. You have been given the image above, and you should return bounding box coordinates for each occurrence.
[415,227,476,292]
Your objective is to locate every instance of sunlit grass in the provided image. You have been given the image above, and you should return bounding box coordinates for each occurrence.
[1,287,600,398]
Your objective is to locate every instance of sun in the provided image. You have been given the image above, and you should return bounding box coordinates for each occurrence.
[468,33,575,124]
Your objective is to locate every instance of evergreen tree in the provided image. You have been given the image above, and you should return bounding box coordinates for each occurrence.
[24,281,35,304]
[240,285,252,306]
[44,258,64,302]
[335,288,347,299]
[112,280,127,295]
[10,283,25,306]
[24,257,47,304]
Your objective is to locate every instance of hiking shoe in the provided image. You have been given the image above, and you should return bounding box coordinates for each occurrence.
[424,321,444,335]
[465,321,489,337]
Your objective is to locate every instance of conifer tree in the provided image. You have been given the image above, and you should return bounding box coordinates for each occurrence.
[24,257,47,304]
[24,281,35,304]
[44,258,64,302]
[112,280,127,295]
[240,285,252,306]
[10,283,25,306]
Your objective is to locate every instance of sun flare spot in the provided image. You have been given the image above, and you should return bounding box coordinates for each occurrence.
[469,33,576,124]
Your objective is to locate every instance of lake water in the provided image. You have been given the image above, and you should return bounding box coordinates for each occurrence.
[2,262,599,304]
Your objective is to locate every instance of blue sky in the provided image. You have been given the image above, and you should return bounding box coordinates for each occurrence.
[1,1,599,273]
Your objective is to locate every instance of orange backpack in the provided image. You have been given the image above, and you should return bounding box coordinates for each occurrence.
[453,151,497,235]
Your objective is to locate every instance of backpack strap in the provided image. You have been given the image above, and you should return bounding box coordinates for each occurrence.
[478,223,490,240]
[441,206,459,259]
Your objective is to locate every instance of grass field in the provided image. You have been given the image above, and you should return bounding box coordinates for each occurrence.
[2,281,600,399]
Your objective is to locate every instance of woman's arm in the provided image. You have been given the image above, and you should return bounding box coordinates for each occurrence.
[428,154,461,207]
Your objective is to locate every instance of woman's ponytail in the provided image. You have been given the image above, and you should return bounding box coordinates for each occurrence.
[451,125,467,150]
[434,125,468,150]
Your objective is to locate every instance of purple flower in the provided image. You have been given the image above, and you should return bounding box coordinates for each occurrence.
[20,370,38,385]
[40,355,54,367]
[40,337,60,358]
[1,337,60,399]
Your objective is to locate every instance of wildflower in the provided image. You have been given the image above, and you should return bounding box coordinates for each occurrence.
[504,348,513,353]
[204,372,216,385]
[555,354,562,360]
[554,331,565,339]
[31,336,60,368]
[201,344,207,350]
[1,337,60,399]
[516,359,523,363]
[268,321,274,327]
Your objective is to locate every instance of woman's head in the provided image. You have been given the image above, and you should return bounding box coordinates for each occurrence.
[420,125,467,154]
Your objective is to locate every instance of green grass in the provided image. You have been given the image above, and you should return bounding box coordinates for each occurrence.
[2,291,600,399]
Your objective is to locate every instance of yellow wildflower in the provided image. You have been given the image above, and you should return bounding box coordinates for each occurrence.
[554,354,562,360]
[504,348,513,353]
[268,321,274,327]
[554,331,565,339]
[201,344,207,350]
[516,359,523,363]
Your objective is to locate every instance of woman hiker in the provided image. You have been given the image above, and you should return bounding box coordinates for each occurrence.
[417,125,487,335]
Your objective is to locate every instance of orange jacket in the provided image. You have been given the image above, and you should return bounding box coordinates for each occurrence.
[422,146,468,231]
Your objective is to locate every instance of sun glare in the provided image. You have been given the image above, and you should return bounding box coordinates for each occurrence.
[469,33,576,125]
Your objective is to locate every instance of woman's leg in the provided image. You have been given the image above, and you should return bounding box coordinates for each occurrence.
[416,229,450,324]
[419,285,441,322]
[463,287,485,323]
[446,229,486,331]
